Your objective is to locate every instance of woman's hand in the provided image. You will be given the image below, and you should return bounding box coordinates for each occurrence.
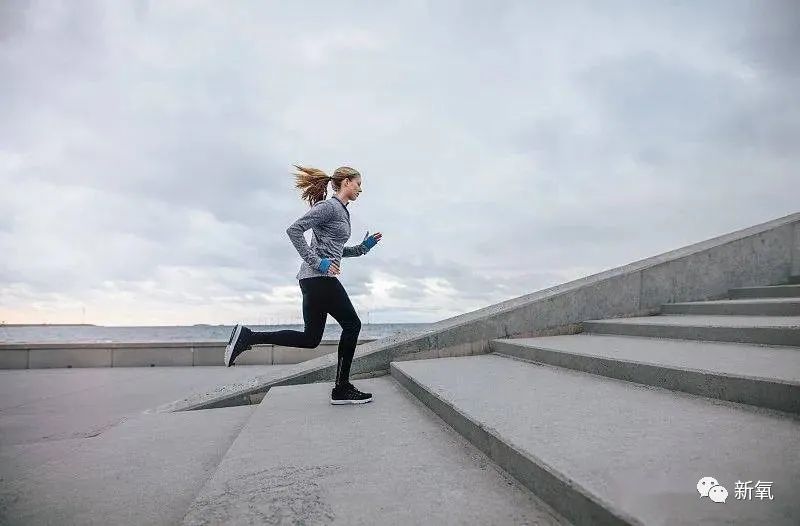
[319,258,340,276]
[362,231,383,250]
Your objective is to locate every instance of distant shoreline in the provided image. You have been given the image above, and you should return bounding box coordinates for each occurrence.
[1,323,98,327]
[1,322,421,328]
[0,322,433,344]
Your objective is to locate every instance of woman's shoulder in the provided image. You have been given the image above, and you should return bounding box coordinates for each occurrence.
[310,199,332,210]
[308,199,336,218]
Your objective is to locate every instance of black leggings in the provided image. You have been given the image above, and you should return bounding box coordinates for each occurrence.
[247,276,361,387]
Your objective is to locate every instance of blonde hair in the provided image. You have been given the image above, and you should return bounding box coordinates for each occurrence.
[291,165,361,207]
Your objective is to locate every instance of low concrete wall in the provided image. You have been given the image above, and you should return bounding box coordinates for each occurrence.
[0,340,377,369]
[157,212,800,413]
[385,212,800,363]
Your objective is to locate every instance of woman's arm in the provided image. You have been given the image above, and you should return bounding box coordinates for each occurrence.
[285,201,333,270]
[342,243,367,258]
[343,231,379,258]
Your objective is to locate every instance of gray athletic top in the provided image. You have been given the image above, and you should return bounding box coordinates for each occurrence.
[286,196,370,280]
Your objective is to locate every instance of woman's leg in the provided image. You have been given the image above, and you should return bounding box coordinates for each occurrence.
[325,278,362,388]
[247,278,327,348]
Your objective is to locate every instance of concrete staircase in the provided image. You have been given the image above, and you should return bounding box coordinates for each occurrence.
[180,379,569,526]
[180,276,800,525]
[392,276,800,525]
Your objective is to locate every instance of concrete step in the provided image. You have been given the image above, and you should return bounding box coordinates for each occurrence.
[181,376,568,526]
[582,315,800,346]
[660,298,800,316]
[729,284,800,299]
[391,355,800,526]
[0,403,257,526]
[490,334,800,414]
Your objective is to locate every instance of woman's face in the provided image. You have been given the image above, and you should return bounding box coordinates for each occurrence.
[345,176,362,200]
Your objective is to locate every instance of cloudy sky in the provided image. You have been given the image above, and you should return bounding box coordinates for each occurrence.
[1,1,798,327]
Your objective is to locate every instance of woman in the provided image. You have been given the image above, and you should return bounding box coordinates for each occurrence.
[224,165,382,405]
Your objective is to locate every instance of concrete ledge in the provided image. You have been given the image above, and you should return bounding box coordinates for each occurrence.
[0,350,28,369]
[0,340,375,369]
[582,316,800,346]
[29,347,112,368]
[729,284,800,298]
[192,345,239,366]
[155,212,800,413]
[660,298,800,316]
[112,346,194,367]
[491,337,800,414]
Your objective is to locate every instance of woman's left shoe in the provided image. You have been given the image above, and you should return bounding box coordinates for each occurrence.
[224,324,251,367]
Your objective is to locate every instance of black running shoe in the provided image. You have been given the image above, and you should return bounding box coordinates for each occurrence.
[224,324,251,367]
[330,383,373,405]
[343,381,371,398]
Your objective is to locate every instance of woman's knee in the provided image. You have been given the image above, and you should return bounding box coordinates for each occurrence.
[301,330,324,348]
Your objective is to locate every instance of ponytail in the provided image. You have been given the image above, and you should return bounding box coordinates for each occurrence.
[291,164,361,207]
[291,164,330,207]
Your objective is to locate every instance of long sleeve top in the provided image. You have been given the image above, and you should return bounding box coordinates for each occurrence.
[286,196,369,280]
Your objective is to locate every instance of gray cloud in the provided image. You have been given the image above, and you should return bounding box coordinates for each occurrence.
[1,0,797,325]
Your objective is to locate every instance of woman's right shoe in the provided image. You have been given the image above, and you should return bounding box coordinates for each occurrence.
[224,324,250,367]
[330,384,373,405]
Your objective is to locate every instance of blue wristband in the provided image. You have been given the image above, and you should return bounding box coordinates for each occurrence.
[318,258,331,272]
[361,231,378,250]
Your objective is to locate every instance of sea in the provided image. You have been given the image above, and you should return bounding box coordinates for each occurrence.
[0,323,436,345]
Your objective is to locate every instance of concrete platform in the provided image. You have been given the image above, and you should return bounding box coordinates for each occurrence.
[0,365,292,447]
[491,334,800,413]
[0,406,255,526]
[582,315,800,346]
[729,284,800,298]
[391,354,800,526]
[660,298,800,316]
[0,366,295,525]
[181,377,568,526]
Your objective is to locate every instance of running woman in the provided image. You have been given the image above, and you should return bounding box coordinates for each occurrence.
[224,165,382,405]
